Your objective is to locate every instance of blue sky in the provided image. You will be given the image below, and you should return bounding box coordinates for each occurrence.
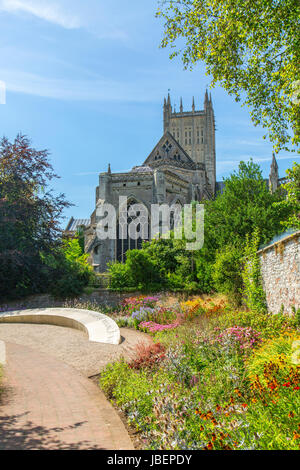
[0,0,298,226]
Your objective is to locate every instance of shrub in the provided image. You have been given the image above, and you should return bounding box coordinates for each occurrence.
[215,326,262,355]
[45,238,94,299]
[212,245,244,306]
[126,250,162,287]
[195,251,214,293]
[115,316,135,328]
[108,262,134,289]
[246,333,300,385]
[128,342,166,370]
[100,362,169,429]
[211,309,296,340]
[139,316,183,334]
[180,296,227,321]
[241,229,267,313]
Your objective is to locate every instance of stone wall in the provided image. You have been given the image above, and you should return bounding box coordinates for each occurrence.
[258,231,300,314]
[0,289,193,311]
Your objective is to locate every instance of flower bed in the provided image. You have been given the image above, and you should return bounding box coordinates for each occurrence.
[99,301,300,450]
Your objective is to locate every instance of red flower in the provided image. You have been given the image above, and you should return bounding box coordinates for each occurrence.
[282,382,291,387]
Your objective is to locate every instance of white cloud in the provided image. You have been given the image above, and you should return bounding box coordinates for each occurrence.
[0,0,81,29]
[0,68,162,102]
[0,0,129,39]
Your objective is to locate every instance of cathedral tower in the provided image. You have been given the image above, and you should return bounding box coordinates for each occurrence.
[163,91,216,193]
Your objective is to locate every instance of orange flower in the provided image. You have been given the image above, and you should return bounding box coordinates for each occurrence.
[241,403,248,409]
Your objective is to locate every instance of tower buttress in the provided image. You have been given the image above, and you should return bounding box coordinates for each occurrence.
[204,90,216,194]
[204,89,209,110]
[269,153,279,193]
[163,93,172,132]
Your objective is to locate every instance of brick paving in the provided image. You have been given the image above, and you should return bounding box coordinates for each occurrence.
[0,342,134,450]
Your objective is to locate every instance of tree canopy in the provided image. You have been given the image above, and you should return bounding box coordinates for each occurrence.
[157,0,300,152]
[109,159,291,294]
[274,161,300,229]
[0,134,92,299]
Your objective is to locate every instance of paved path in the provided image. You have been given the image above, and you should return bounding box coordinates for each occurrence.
[0,342,134,450]
[0,324,152,377]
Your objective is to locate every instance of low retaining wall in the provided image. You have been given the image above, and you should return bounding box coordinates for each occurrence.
[0,290,193,311]
[258,231,300,314]
[0,308,121,345]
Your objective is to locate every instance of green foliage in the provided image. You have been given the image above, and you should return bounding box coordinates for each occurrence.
[0,134,70,299]
[109,249,163,290]
[100,361,169,429]
[212,245,243,305]
[76,227,85,253]
[108,262,134,289]
[157,0,300,152]
[42,238,94,299]
[126,249,162,287]
[99,296,300,450]
[247,333,300,383]
[211,309,296,340]
[111,160,289,297]
[0,134,95,300]
[274,162,300,229]
[204,160,288,248]
[241,229,267,313]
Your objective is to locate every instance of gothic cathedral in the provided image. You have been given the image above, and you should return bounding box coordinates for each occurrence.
[65,92,279,272]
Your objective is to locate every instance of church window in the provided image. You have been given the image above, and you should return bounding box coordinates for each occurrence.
[123,183,126,187]
[137,182,140,186]
[116,200,149,263]
[163,140,172,154]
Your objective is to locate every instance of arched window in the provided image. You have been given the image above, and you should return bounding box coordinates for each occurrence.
[116,200,149,263]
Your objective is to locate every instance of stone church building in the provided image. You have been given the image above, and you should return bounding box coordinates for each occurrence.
[65,92,280,272]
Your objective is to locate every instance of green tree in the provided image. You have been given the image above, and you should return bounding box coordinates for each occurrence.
[193,160,288,293]
[0,134,92,300]
[242,229,267,313]
[274,162,300,230]
[157,0,300,152]
[203,160,289,248]
[212,245,244,306]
